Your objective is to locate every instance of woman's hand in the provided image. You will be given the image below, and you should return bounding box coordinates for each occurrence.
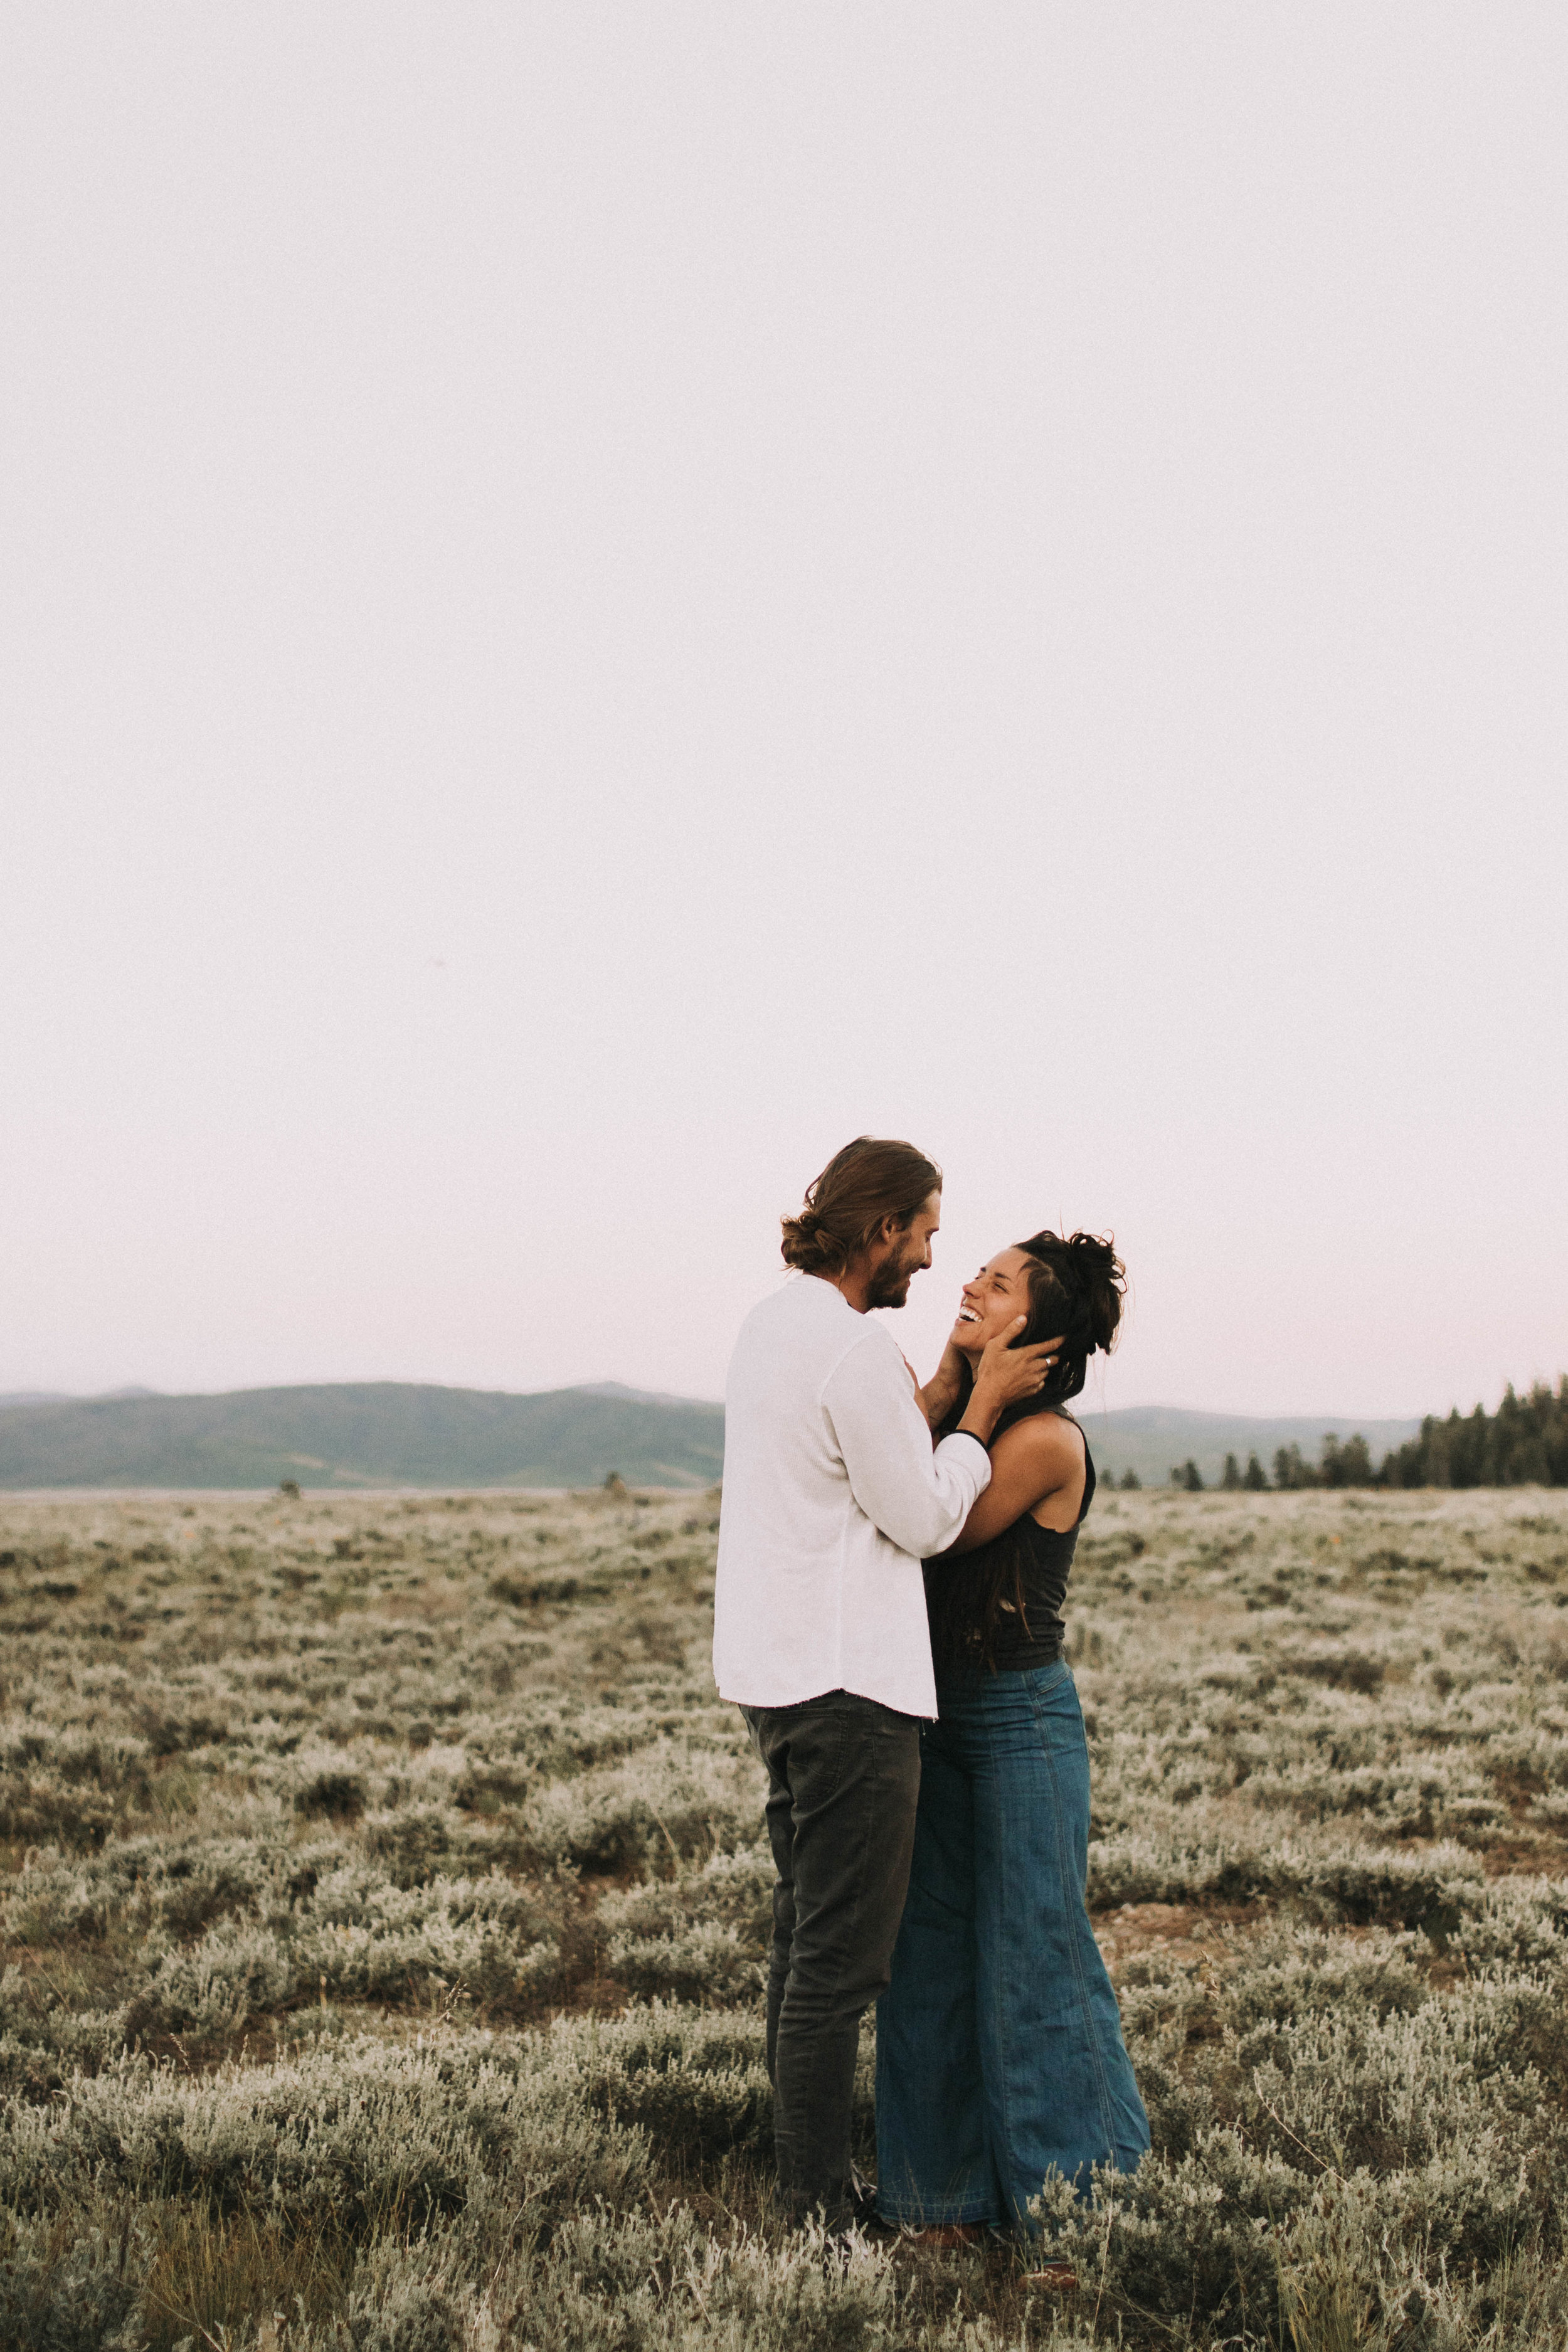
[956,1318,1063,1446]
[975,1319,1063,1409]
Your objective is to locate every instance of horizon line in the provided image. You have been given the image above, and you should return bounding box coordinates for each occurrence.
[0,1374,1508,1426]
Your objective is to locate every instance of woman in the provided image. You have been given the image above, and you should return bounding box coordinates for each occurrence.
[876,1229,1150,2236]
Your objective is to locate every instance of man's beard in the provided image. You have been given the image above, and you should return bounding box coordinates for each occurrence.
[866,1242,923,1311]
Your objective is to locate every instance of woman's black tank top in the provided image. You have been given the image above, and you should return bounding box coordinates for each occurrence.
[945,1411,1096,1671]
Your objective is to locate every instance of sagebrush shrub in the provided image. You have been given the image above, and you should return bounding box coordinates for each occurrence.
[0,2212,149,2352]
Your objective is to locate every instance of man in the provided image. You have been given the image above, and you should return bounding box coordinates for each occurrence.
[713,1136,1057,2227]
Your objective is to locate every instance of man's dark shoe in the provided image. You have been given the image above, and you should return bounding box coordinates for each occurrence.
[795,2176,896,2243]
[847,2168,881,2225]
[841,2176,894,2238]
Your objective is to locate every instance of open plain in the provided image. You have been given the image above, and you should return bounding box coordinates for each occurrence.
[3,1483,1568,2350]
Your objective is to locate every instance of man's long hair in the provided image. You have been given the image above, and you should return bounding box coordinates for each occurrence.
[780,1138,941,1278]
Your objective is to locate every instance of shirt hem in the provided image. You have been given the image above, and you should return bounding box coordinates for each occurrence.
[716,1675,936,1720]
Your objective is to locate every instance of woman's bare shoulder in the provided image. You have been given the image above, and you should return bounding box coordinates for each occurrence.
[989,1412,1084,1474]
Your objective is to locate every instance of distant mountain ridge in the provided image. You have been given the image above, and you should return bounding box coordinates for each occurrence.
[0,1382,723,1491]
[1078,1404,1422,1491]
[0,1386,159,1409]
[0,1379,1418,1493]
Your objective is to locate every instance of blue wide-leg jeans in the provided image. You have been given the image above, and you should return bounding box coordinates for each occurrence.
[876,1658,1149,2230]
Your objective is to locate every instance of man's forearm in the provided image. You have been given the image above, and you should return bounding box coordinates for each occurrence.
[955,1383,1003,1448]
[916,1343,967,1433]
[916,1371,961,1431]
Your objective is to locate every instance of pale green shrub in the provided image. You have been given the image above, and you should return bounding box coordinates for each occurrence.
[0,2210,149,2352]
[137,1921,292,2037]
[0,2032,651,2236]
[598,1844,771,2003]
[607,1917,761,2003]
[308,2230,469,2352]
[539,2002,772,2161]
[296,2208,1047,2352]
[519,1741,755,1870]
[1443,1874,1568,1966]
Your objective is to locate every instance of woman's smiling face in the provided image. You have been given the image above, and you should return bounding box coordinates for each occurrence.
[951,1246,1036,1357]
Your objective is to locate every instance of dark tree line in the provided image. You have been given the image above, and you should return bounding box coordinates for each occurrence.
[1271,1434,1378,1489]
[1167,1379,1567,1491]
[1380,1379,1568,1488]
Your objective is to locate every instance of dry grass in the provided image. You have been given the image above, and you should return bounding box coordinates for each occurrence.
[1,1484,1567,2347]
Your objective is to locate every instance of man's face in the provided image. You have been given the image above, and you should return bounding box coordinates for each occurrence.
[865,1190,942,1310]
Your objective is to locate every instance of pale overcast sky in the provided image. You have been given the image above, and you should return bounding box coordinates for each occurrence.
[3,6,1564,1421]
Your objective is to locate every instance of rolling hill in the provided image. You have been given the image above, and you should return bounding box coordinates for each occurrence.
[0,1382,724,1491]
[1077,1404,1421,1490]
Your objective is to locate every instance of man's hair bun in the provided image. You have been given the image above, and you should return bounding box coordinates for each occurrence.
[778,1202,836,1275]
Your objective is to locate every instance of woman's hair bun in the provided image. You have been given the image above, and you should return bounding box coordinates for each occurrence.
[1017,1228,1125,1358]
[1067,1232,1118,1277]
[1065,1231,1125,1352]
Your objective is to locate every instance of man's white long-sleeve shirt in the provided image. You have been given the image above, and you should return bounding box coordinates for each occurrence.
[712,1274,992,1719]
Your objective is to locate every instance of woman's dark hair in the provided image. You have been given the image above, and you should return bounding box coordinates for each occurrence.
[926,1229,1125,1670]
[780,1137,942,1278]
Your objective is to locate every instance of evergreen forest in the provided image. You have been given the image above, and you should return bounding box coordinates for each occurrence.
[1195,1379,1568,1493]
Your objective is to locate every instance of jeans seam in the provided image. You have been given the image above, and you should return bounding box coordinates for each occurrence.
[987,1752,1016,2222]
[829,1705,881,1976]
[1027,1672,1120,2166]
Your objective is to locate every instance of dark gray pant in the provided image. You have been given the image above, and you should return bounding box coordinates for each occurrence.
[740,1689,923,2223]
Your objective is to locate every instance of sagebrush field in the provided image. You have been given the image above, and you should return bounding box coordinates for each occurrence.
[4,1483,1568,2350]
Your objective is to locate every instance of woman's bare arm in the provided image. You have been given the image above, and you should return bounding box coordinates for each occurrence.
[930,1414,1085,1554]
